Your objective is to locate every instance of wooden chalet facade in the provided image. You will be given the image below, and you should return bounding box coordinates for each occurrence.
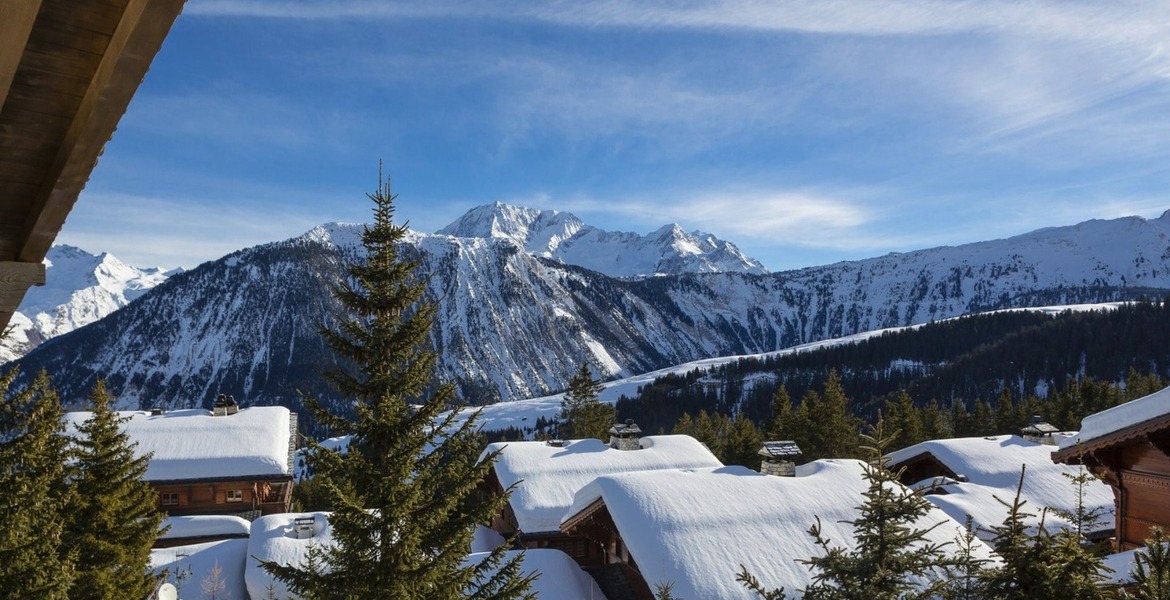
[559,498,655,600]
[1052,388,1170,550]
[65,403,298,520]
[0,0,185,331]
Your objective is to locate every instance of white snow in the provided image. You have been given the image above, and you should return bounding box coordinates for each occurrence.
[1059,384,1170,450]
[464,549,609,600]
[151,539,248,600]
[247,513,607,599]
[245,511,336,599]
[563,460,996,599]
[62,407,292,481]
[159,515,251,540]
[1,245,172,363]
[483,435,723,534]
[888,435,1115,538]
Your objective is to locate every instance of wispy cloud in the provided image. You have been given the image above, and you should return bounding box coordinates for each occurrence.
[59,192,352,269]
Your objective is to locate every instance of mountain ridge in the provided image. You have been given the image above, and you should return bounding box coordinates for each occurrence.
[9,209,1170,417]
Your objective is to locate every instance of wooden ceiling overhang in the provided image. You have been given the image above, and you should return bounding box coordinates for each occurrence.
[0,0,185,332]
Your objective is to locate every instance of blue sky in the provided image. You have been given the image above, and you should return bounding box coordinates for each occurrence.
[60,0,1170,271]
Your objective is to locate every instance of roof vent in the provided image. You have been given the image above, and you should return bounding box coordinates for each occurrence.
[546,439,565,448]
[758,441,802,476]
[1021,415,1059,445]
[150,407,165,416]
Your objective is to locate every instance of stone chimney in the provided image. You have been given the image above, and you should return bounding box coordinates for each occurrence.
[758,441,802,477]
[1021,415,1058,445]
[212,394,240,416]
[609,419,642,451]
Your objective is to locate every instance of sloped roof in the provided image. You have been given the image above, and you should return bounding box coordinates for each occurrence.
[562,460,996,599]
[0,0,185,331]
[63,407,293,481]
[481,435,723,534]
[887,435,1114,537]
[1053,385,1170,461]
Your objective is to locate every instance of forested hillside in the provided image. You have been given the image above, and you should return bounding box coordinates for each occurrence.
[620,300,1170,436]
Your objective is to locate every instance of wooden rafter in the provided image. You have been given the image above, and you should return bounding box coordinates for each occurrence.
[0,0,43,114]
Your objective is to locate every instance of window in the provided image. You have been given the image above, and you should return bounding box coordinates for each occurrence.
[226,489,243,503]
[161,492,179,506]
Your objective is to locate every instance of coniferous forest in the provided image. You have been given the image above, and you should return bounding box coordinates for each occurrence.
[618,299,1170,447]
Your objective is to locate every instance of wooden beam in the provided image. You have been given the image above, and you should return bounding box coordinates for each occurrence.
[0,0,44,116]
[0,260,45,286]
[17,0,186,263]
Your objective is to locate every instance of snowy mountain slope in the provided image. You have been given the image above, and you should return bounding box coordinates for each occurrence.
[457,303,1125,435]
[11,210,1170,412]
[438,202,768,277]
[0,246,173,363]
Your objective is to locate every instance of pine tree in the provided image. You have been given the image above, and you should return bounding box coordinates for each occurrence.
[885,390,924,451]
[63,380,164,600]
[261,173,534,599]
[740,419,958,600]
[723,414,763,470]
[0,369,74,599]
[557,362,614,440]
[1123,526,1170,600]
[982,466,1109,600]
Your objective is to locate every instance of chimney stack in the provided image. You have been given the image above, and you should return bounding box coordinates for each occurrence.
[609,419,642,451]
[212,394,240,416]
[758,441,802,476]
[1020,415,1058,445]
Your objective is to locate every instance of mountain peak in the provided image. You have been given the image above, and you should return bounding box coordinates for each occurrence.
[437,204,766,278]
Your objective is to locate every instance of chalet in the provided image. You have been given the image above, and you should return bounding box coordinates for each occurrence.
[1052,385,1170,550]
[886,434,1114,540]
[559,460,996,599]
[478,428,722,563]
[64,404,297,519]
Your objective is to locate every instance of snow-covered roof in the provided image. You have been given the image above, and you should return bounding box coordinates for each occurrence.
[483,435,723,533]
[562,461,996,599]
[245,512,337,599]
[63,407,293,481]
[1058,385,1170,451]
[887,435,1114,538]
[246,512,608,599]
[159,515,251,541]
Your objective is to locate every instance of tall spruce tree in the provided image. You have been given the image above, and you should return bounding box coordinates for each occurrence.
[0,369,74,599]
[262,173,533,599]
[64,380,164,599]
[557,362,613,440]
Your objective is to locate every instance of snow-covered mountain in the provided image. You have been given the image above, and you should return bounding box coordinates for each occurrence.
[11,210,1170,412]
[1,246,174,363]
[438,202,768,277]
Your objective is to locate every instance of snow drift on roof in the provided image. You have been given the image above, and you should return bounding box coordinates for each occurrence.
[63,407,292,481]
[887,435,1114,537]
[563,460,995,599]
[247,512,607,599]
[483,435,723,533]
[159,515,251,540]
[245,511,335,599]
[1059,385,1170,450]
[464,549,609,600]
